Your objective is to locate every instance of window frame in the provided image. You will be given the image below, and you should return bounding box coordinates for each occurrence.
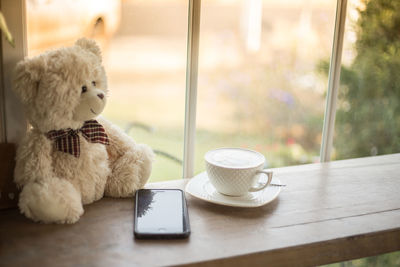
[1,0,28,144]
[2,0,348,178]
[320,0,348,162]
[183,0,201,178]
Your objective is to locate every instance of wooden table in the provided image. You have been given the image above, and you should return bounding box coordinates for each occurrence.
[1,154,400,266]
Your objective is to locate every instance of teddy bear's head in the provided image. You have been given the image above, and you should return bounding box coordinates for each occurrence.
[14,38,108,132]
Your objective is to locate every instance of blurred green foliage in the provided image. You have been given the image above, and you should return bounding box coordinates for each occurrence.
[334,0,400,159]
[322,251,400,267]
[319,0,400,265]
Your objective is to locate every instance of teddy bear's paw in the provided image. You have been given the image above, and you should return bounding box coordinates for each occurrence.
[18,179,84,224]
[105,144,154,198]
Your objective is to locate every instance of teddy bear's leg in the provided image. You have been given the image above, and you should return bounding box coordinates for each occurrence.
[18,178,84,224]
[105,144,154,198]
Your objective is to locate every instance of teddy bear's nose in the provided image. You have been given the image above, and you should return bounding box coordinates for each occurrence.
[97,93,104,100]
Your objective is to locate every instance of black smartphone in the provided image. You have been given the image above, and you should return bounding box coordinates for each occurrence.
[134,189,190,239]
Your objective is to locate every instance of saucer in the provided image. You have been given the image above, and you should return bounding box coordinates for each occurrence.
[185,171,282,208]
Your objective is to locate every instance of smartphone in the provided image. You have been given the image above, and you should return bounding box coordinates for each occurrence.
[134,189,190,239]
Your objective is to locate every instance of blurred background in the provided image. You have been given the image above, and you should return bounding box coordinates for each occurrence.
[26,0,400,183]
[26,1,400,265]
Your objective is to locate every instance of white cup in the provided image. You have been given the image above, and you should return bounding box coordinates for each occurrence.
[205,148,273,196]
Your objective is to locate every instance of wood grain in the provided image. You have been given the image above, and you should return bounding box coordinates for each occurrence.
[1,154,400,267]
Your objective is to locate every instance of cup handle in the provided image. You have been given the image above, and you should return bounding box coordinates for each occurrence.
[248,170,273,192]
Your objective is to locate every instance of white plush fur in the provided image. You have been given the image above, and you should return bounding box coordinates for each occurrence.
[13,38,154,224]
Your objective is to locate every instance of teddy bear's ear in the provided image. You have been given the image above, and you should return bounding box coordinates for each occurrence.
[13,56,46,105]
[75,38,102,62]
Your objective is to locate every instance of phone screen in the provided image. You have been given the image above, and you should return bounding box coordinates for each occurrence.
[134,189,190,238]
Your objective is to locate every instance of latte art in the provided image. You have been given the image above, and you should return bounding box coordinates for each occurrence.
[205,148,264,168]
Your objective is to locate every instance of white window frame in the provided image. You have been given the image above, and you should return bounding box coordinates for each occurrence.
[1,0,348,178]
[183,0,201,178]
[320,0,348,162]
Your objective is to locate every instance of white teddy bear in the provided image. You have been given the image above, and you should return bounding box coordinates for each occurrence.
[13,38,154,224]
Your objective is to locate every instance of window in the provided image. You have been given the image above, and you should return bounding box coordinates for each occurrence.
[194,0,337,175]
[3,0,399,182]
[25,0,188,182]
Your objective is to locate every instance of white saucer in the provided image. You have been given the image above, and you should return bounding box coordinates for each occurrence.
[185,171,282,208]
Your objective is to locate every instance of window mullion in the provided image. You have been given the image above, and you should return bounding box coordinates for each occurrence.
[183,0,201,178]
[320,0,348,162]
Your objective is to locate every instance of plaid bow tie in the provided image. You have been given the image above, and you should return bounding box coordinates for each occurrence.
[46,120,109,157]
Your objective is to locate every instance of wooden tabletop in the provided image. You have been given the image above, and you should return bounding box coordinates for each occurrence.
[1,154,400,267]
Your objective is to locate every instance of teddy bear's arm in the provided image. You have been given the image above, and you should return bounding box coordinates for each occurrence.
[14,130,54,188]
[96,116,154,197]
[97,116,138,155]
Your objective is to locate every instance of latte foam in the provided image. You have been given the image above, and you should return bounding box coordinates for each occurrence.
[205,148,264,168]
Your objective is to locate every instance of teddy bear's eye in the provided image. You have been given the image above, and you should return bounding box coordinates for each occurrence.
[92,81,96,86]
[81,86,88,93]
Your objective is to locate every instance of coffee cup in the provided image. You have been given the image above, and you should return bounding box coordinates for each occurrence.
[205,148,273,196]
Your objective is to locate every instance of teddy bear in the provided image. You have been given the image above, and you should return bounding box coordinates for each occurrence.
[13,38,154,224]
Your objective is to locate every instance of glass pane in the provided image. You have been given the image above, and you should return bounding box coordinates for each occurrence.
[26,0,188,182]
[332,0,400,160]
[195,0,337,173]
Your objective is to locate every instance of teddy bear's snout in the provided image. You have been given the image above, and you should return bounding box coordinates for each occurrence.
[73,88,106,121]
